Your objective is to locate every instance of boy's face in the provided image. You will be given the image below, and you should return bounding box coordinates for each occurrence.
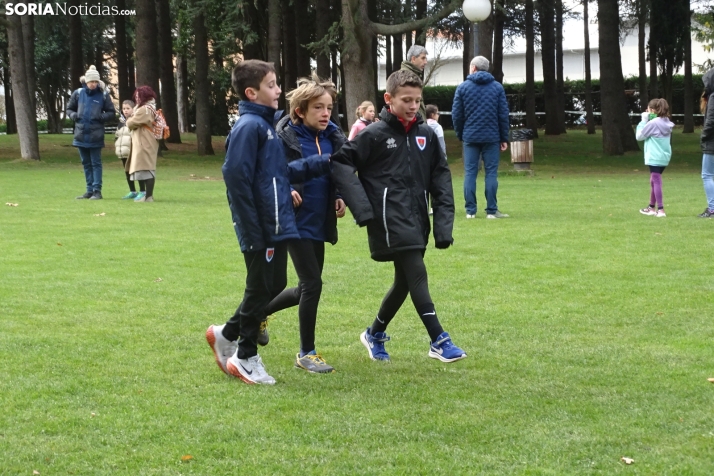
[297,92,333,131]
[385,86,422,122]
[122,104,133,117]
[246,72,281,109]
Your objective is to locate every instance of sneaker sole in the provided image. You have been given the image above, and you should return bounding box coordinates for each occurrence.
[226,360,258,384]
[294,361,335,373]
[639,211,656,216]
[428,350,467,363]
[360,331,390,362]
[205,326,229,375]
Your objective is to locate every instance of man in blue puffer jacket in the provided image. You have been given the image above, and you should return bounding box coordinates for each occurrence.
[452,56,510,219]
[66,65,116,200]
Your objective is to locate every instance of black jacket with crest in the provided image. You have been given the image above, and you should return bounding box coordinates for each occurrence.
[331,107,455,261]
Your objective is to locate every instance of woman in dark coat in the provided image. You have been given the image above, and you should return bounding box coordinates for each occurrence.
[66,65,116,200]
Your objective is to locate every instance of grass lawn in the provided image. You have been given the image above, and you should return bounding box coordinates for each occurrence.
[1,129,713,474]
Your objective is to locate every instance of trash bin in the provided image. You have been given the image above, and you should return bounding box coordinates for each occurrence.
[509,129,535,170]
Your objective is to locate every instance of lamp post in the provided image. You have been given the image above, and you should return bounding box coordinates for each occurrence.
[462,0,492,58]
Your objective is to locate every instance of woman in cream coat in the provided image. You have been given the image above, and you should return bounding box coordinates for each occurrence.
[126,86,160,202]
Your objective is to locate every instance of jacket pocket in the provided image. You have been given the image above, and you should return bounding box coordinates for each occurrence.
[382,187,390,247]
[272,177,280,235]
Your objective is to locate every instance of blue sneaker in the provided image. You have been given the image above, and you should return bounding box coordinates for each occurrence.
[122,191,138,200]
[428,332,467,363]
[133,192,146,202]
[360,327,390,361]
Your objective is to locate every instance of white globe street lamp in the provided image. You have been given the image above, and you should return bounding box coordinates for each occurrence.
[462,0,492,58]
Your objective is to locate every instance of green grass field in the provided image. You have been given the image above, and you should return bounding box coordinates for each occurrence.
[1,130,713,474]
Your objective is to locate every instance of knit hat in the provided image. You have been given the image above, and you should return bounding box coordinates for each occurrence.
[84,65,101,83]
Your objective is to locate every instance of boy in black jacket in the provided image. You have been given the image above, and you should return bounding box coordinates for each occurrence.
[331,70,467,363]
[206,60,330,385]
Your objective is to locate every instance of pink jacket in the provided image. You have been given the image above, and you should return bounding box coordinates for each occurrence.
[348,119,371,140]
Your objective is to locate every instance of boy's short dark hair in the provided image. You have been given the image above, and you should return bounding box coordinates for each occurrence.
[425,104,439,119]
[232,60,276,100]
[386,70,422,96]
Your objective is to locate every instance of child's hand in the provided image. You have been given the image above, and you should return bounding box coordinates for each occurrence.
[291,190,302,208]
[335,199,346,218]
[641,112,649,122]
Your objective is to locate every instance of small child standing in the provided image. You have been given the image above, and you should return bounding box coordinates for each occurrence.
[115,100,145,199]
[331,70,466,363]
[425,104,446,156]
[637,98,674,218]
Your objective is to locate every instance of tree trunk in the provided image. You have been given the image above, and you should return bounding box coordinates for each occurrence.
[583,0,595,134]
[193,11,214,155]
[115,0,131,105]
[127,38,136,92]
[135,0,160,99]
[282,0,298,91]
[369,0,379,94]
[294,0,312,78]
[212,48,229,136]
[463,25,472,81]
[3,46,17,134]
[176,53,189,133]
[555,0,566,133]
[525,0,538,135]
[637,0,648,110]
[242,0,264,60]
[386,35,393,78]
[342,0,376,129]
[94,42,104,76]
[392,34,403,71]
[415,0,427,44]
[315,0,331,79]
[682,0,694,133]
[478,12,494,63]
[69,0,84,88]
[405,0,413,50]
[539,0,560,135]
[598,0,639,155]
[648,5,658,99]
[492,0,505,84]
[7,16,40,160]
[20,16,36,113]
[157,0,181,143]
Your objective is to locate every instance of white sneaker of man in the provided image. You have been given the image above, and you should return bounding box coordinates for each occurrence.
[206,324,237,375]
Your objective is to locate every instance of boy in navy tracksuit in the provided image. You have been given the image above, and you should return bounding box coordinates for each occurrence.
[206,60,331,385]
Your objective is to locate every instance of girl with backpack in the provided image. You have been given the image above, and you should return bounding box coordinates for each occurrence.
[126,86,160,202]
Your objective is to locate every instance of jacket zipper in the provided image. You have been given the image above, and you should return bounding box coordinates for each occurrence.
[273,177,279,234]
[424,190,429,211]
[383,187,390,247]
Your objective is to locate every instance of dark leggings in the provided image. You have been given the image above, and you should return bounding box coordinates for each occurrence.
[139,178,155,198]
[265,239,325,354]
[369,249,444,342]
[121,158,144,192]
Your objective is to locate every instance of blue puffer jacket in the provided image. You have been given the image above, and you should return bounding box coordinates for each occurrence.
[452,71,510,144]
[223,101,331,253]
[66,81,116,148]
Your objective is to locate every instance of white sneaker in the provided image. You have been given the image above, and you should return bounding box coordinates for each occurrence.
[466,214,476,219]
[206,324,237,375]
[655,209,666,217]
[227,354,276,385]
[487,211,510,219]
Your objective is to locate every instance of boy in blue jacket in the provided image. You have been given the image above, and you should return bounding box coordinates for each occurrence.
[206,60,331,385]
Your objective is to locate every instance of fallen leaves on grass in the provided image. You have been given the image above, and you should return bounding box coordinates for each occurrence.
[57,243,62,246]
[154,278,163,282]
[708,378,714,383]
[93,212,106,217]
[621,457,635,465]
[181,455,193,462]
[33,471,40,475]
[5,202,18,207]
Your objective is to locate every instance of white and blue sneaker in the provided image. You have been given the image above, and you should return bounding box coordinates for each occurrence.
[428,332,467,363]
[360,328,391,361]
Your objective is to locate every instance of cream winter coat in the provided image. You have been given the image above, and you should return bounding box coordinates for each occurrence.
[125,101,159,174]
[114,125,132,159]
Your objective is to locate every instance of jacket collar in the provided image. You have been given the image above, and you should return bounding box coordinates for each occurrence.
[276,116,339,153]
[379,107,423,134]
[401,61,424,80]
[238,101,280,125]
